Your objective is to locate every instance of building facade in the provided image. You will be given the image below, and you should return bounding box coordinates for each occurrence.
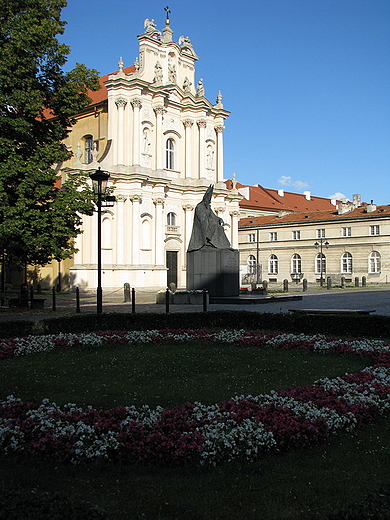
[239,197,390,287]
[55,16,241,291]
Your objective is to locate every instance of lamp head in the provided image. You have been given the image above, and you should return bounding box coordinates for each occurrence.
[90,167,110,196]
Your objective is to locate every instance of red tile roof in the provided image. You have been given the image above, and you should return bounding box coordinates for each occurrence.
[239,204,390,228]
[87,65,135,105]
[226,180,338,213]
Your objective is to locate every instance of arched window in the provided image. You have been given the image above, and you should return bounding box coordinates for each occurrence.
[247,255,256,275]
[315,253,326,274]
[165,138,175,169]
[167,212,176,226]
[291,254,302,273]
[369,251,381,273]
[84,135,93,164]
[269,254,278,274]
[341,252,352,274]
[102,216,112,249]
[141,219,151,250]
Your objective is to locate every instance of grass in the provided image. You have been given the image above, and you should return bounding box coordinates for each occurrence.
[0,339,388,519]
[0,341,371,409]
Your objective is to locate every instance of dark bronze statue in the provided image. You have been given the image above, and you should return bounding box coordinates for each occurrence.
[187,185,231,251]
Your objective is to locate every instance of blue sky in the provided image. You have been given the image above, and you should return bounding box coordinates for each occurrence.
[60,0,389,205]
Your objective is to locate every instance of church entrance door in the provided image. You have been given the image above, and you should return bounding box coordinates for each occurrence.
[166,251,178,288]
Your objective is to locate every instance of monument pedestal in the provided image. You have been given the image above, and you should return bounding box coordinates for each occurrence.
[186,248,239,297]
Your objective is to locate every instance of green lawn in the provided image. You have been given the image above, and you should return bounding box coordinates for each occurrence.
[1,341,370,409]
[0,340,388,520]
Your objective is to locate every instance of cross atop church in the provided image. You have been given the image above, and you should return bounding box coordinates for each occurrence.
[164,6,171,20]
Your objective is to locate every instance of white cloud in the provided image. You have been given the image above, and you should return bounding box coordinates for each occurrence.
[328,192,348,201]
[277,176,309,190]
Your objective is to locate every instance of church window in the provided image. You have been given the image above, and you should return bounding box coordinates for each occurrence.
[167,212,176,226]
[165,138,175,169]
[84,135,93,164]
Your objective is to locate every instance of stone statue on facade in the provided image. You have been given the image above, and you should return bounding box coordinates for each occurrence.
[196,78,205,97]
[183,76,192,92]
[153,61,163,85]
[187,185,231,251]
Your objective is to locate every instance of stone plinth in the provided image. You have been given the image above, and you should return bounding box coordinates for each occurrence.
[186,248,239,297]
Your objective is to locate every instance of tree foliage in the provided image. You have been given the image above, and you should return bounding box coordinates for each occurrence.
[0,0,100,266]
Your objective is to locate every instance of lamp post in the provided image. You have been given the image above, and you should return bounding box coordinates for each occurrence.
[314,238,329,287]
[90,167,110,314]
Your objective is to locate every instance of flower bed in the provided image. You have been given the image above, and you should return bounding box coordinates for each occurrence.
[0,330,389,466]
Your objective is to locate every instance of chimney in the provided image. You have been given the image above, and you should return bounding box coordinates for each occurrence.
[277,189,284,197]
[366,200,377,213]
[352,194,361,207]
[303,190,311,201]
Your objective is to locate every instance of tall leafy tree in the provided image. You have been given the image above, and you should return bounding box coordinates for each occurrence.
[0,0,100,268]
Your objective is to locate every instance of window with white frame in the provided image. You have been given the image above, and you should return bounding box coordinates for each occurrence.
[269,232,277,241]
[317,229,325,238]
[341,252,352,274]
[315,253,326,274]
[269,254,278,274]
[291,254,302,273]
[247,255,256,274]
[84,135,93,164]
[167,212,176,225]
[370,225,380,236]
[292,230,300,240]
[165,138,175,169]
[342,227,351,237]
[248,233,256,243]
[369,251,381,273]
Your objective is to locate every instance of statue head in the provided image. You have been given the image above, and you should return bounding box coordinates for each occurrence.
[203,184,214,206]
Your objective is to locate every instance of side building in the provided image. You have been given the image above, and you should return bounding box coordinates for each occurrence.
[239,196,390,287]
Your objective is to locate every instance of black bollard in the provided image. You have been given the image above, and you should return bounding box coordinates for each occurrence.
[326,276,331,290]
[131,288,136,314]
[341,277,345,288]
[30,285,34,309]
[124,282,131,303]
[283,279,289,292]
[76,286,81,313]
[302,278,307,292]
[203,289,208,312]
[355,277,359,287]
[165,288,170,313]
[52,286,56,311]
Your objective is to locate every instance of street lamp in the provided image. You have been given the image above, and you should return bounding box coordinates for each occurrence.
[314,238,329,287]
[90,167,110,314]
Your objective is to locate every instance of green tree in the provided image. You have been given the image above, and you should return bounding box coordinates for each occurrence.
[0,0,100,269]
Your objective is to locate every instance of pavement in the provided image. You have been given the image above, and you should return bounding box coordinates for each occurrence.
[1,284,390,323]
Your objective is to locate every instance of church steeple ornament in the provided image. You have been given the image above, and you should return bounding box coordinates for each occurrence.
[163,6,173,42]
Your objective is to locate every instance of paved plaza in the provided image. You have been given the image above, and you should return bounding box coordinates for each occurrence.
[1,285,390,322]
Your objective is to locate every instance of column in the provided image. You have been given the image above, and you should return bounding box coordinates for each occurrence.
[130,195,142,264]
[215,125,225,183]
[197,120,207,179]
[154,106,165,170]
[116,195,127,265]
[230,210,240,249]
[131,98,142,165]
[153,198,165,265]
[115,98,127,165]
[183,119,193,178]
[183,204,194,252]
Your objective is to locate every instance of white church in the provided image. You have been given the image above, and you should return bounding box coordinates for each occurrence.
[60,14,242,291]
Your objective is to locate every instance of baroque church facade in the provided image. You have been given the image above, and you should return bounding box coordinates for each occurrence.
[58,16,241,291]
